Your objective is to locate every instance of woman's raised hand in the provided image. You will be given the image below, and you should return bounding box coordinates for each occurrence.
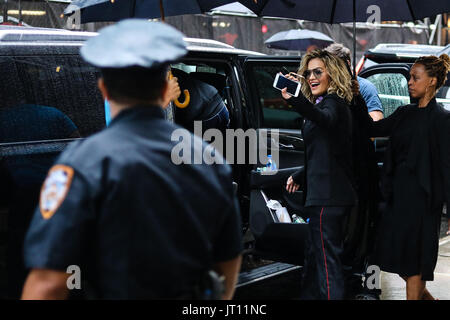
[281,73,298,100]
[281,87,291,100]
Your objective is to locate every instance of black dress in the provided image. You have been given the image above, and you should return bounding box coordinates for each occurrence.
[375,107,440,280]
[358,97,450,281]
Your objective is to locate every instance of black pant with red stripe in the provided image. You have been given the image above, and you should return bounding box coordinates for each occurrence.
[299,206,351,300]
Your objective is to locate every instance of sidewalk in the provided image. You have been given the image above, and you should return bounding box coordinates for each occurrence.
[380,235,450,300]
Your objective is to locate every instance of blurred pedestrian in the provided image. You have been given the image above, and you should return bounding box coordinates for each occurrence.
[356,54,450,300]
[21,19,243,300]
[325,43,384,121]
[283,49,356,300]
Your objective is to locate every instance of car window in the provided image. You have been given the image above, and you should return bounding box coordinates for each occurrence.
[365,73,410,117]
[0,54,105,298]
[249,64,302,129]
[0,55,104,144]
[170,63,226,94]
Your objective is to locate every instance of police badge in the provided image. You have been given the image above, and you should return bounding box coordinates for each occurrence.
[39,165,74,219]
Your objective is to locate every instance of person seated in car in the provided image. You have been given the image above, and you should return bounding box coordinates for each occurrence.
[170,68,230,135]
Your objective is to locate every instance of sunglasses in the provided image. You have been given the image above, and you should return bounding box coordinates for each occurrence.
[303,68,324,79]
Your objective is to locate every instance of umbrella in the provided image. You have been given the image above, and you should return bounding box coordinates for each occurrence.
[64,0,234,23]
[210,2,257,16]
[239,0,450,23]
[265,29,334,51]
[238,0,450,77]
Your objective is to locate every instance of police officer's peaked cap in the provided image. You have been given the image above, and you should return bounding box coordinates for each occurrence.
[81,19,187,69]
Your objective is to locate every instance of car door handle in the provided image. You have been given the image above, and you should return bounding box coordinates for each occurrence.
[278,143,294,149]
[269,138,295,149]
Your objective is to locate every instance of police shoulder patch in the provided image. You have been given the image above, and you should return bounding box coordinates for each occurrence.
[40,164,74,220]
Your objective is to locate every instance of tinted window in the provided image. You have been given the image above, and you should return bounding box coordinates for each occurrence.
[0,55,104,144]
[0,54,104,298]
[170,63,226,96]
[170,62,232,128]
[250,64,302,129]
[365,73,410,117]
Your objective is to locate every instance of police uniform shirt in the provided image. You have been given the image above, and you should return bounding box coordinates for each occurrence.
[23,105,243,299]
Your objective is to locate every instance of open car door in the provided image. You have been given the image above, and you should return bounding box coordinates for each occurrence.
[241,56,309,265]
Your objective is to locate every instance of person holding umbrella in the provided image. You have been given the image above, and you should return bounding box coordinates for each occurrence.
[324,43,384,121]
[283,49,356,300]
[355,54,450,300]
[325,42,384,299]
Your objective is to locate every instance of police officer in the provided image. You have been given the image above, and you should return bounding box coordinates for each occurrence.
[21,19,243,300]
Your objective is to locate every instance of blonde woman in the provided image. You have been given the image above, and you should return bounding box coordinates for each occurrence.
[282,49,356,300]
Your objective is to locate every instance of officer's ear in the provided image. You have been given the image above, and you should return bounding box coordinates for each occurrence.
[98,78,110,100]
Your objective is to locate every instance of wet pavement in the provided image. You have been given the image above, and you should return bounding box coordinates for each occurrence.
[381,217,450,300]
[235,216,450,300]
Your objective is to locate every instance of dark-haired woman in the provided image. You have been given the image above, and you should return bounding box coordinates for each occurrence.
[357,54,450,300]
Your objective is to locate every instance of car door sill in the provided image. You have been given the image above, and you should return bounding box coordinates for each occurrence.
[236,262,301,288]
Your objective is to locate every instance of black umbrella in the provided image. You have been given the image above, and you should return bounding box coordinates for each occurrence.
[238,0,450,77]
[64,0,234,23]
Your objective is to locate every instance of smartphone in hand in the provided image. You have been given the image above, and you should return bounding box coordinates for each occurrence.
[273,73,301,97]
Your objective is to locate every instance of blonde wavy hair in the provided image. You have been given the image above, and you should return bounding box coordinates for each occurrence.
[297,49,353,104]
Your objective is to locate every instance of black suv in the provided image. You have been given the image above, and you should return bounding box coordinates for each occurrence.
[357,43,448,73]
[2,26,447,300]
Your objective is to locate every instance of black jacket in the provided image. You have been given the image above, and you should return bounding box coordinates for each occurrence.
[23,106,243,299]
[356,97,450,216]
[288,93,356,207]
